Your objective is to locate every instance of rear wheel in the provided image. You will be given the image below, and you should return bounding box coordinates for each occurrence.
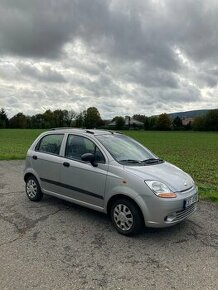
[25,176,43,202]
[110,198,143,236]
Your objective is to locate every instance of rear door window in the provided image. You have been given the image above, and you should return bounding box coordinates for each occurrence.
[36,134,64,155]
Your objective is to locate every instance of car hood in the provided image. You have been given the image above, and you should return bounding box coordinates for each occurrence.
[124,161,194,192]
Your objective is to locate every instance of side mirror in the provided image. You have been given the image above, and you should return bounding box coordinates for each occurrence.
[81,153,98,167]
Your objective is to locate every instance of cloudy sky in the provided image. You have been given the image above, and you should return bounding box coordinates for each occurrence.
[0,0,218,118]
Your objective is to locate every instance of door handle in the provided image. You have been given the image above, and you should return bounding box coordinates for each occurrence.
[63,162,70,167]
[32,155,38,160]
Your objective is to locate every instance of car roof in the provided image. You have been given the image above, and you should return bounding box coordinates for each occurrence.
[46,128,121,136]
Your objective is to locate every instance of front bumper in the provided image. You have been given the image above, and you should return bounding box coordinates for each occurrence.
[135,186,198,228]
[147,203,198,228]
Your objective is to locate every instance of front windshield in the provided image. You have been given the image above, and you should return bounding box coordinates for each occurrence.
[96,134,158,164]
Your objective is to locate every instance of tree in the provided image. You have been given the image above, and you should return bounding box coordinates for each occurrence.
[53,110,65,127]
[0,108,8,128]
[63,110,77,127]
[133,114,146,123]
[85,107,102,129]
[205,109,218,131]
[147,116,158,130]
[192,116,205,131]
[144,117,150,130]
[75,110,86,128]
[183,121,192,130]
[156,113,171,130]
[133,114,149,130]
[172,116,183,130]
[9,113,27,128]
[115,116,125,130]
[111,116,125,130]
[43,110,54,128]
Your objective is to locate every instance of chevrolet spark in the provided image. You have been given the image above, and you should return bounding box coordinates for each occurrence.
[24,129,198,235]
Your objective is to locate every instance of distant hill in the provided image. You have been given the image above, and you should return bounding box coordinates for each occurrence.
[167,109,210,119]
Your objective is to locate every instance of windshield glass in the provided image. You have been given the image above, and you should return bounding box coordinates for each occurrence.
[96,134,158,164]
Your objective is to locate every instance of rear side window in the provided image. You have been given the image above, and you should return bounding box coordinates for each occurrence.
[65,135,105,163]
[36,134,64,155]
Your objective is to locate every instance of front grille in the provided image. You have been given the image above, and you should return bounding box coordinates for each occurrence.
[175,203,197,221]
[165,203,197,223]
[179,186,194,193]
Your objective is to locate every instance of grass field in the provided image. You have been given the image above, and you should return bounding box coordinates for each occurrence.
[0,129,44,160]
[0,129,217,202]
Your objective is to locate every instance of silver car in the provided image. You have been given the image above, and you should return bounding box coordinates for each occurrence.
[24,129,198,235]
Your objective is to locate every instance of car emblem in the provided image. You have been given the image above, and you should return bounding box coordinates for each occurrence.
[184,182,187,186]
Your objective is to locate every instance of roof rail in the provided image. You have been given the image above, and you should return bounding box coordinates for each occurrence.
[86,130,95,134]
[49,127,74,131]
[107,130,123,134]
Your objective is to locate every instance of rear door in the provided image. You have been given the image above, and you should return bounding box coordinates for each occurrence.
[59,134,108,208]
[30,133,64,193]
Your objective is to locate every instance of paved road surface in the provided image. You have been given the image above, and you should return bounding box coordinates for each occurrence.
[0,161,217,290]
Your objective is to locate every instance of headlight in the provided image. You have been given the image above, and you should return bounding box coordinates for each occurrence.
[145,180,177,198]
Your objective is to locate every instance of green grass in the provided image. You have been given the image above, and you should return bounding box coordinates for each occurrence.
[0,129,44,160]
[0,129,217,202]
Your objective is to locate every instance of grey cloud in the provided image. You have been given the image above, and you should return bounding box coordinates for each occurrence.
[0,0,74,58]
[0,0,184,71]
[0,61,19,79]
[166,1,218,64]
[1,0,217,68]
[1,0,218,119]
[69,0,179,72]
[7,96,19,106]
[70,61,101,76]
[122,64,179,88]
[208,67,218,76]
[0,59,65,83]
[198,72,218,87]
[157,87,201,103]
[17,63,66,83]
[0,0,217,71]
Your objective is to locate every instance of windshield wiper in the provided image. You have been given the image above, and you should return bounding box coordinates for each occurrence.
[119,159,142,164]
[142,158,163,164]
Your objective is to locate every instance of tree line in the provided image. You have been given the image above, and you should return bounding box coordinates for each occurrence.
[0,107,217,131]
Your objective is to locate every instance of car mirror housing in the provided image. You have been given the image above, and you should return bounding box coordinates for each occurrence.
[81,153,98,167]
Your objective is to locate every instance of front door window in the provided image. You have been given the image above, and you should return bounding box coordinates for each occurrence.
[65,135,105,163]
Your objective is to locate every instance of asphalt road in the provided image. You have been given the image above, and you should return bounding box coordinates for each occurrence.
[0,161,217,290]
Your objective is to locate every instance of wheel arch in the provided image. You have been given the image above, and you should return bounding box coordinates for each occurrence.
[24,172,40,185]
[106,194,145,225]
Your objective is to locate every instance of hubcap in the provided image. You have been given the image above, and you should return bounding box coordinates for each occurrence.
[113,204,133,231]
[26,179,37,198]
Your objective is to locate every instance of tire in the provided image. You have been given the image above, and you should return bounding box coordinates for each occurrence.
[110,198,143,236]
[25,175,43,202]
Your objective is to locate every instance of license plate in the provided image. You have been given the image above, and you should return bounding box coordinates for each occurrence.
[184,194,198,208]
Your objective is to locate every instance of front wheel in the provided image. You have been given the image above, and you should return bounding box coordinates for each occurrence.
[110,198,143,236]
[25,176,43,202]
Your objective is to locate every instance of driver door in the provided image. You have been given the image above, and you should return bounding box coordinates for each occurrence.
[59,134,108,208]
